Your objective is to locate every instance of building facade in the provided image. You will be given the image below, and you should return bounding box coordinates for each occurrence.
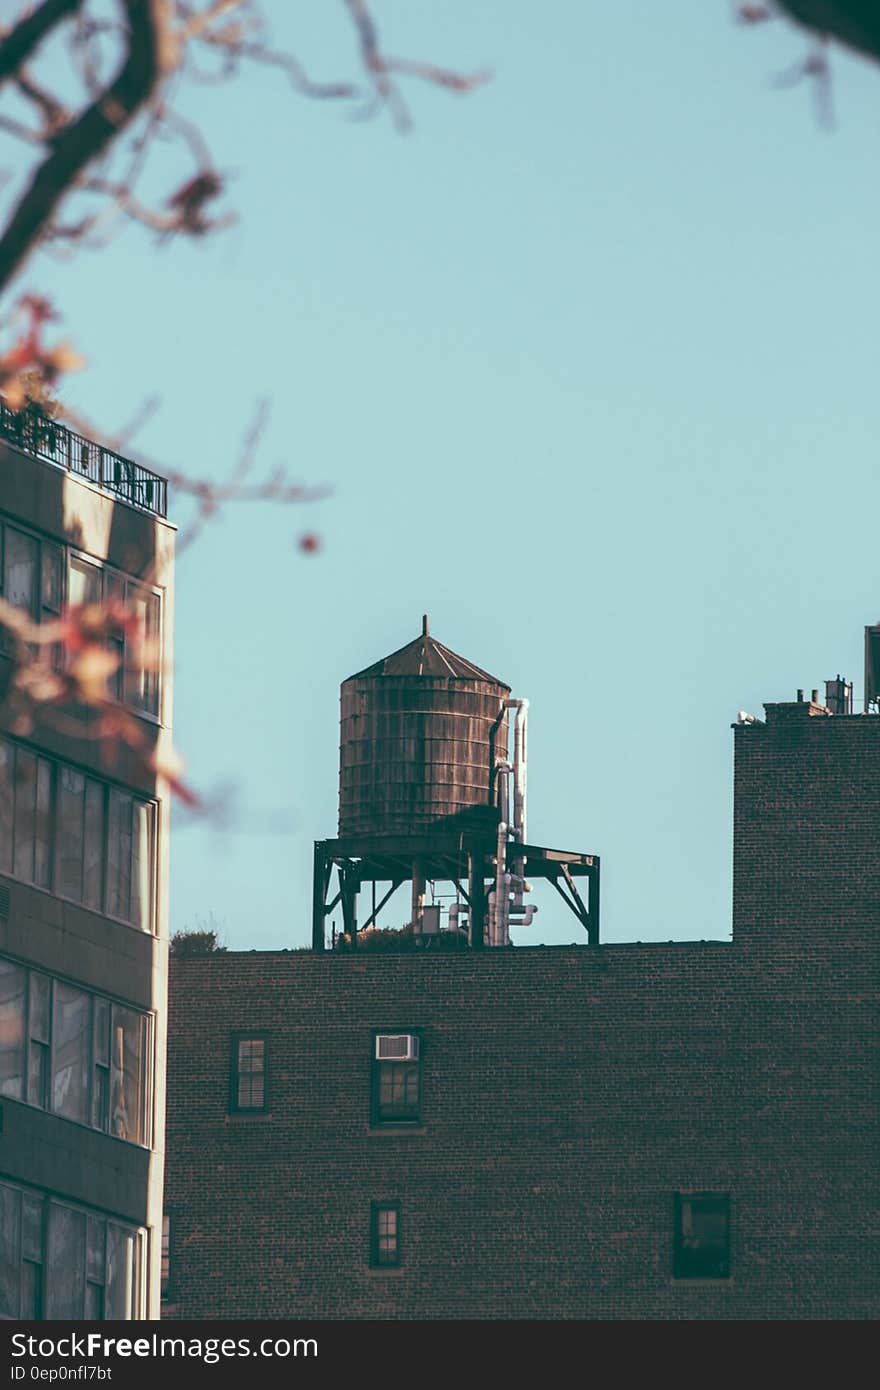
[0,408,174,1320]
[163,687,879,1320]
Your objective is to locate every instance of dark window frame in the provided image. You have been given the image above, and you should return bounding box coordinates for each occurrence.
[229,1032,269,1114]
[370,1201,402,1269]
[370,1030,422,1128]
[673,1191,731,1280]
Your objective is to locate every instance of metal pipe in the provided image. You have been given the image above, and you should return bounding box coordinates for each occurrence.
[490,764,514,946]
[505,699,528,845]
[505,699,529,909]
[449,901,467,932]
[490,821,508,946]
[495,763,511,828]
[411,860,426,932]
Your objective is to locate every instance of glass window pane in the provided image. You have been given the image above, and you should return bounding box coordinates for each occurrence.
[131,801,153,930]
[34,757,51,888]
[373,1206,400,1266]
[161,1214,170,1294]
[105,1223,135,1321]
[83,780,104,912]
[5,528,37,616]
[58,767,85,902]
[41,543,63,613]
[21,1261,42,1320]
[22,1195,43,1263]
[68,557,101,609]
[46,1204,85,1319]
[28,1040,49,1109]
[0,739,13,875]
[28,973,49,1044]
[93,996,110,1066]
[0,959,26,1100]
[106,790,132,921]
[92,997,110,1130]
[87,1216,105,1282]
[52,983,90,1124]
[111,1008,146,1145]
[85,1282,104,1319]
[674,1193,730,1279]
[377,1061,419,1121]
[127,587,161,715]
[0,1183,21,1318]
[28,972,51,1107]
[92,1065,108,1132]
[13,747,36,882]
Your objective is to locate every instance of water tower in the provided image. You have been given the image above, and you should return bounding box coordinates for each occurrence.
[311,619,600,949]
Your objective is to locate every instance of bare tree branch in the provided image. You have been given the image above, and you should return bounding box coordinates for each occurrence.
[0,0,84,87]
[14,68,69,132]
[0,0,169,295]
[776,1,880,63]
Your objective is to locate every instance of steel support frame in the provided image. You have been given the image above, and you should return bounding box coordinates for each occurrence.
[311,837,600,950]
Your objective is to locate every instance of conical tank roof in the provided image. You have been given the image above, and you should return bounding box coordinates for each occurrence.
[346,616,509,687]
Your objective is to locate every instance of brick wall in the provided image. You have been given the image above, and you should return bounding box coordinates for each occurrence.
[163,707,880,1320]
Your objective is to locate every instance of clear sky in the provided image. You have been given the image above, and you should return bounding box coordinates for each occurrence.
[14,3,880,949]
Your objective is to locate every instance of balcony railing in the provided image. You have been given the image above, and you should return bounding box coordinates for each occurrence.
[0,401,168,519]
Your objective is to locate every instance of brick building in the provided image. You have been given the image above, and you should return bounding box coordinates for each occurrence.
[163,656,879,1320]
[0,407,174,1320]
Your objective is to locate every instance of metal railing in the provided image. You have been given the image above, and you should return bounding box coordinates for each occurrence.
[0,401,168,519]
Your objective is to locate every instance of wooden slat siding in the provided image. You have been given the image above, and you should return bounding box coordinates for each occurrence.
[339,676,510,839]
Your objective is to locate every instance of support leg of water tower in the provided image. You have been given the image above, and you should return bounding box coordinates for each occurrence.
[359,879,404,933]
[341,862,359,948]
[591,860,600,946]
[468,848,485,949]
[561,864,595,944]
[549,871,591,940]
[311,842,331,952]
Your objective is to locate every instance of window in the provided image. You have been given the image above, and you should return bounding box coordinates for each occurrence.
[0,735,156,931]
[127,584,161,715]
[0,1179,147,1320]
[3,526,38,619]
[0,958,25,1100]
[230,1034,268,1113]
[0,520,63,663]
[673,1193,731,1280]
[0,955,152,1146]
[68,554,162,717]
[52,982,90,1125]
[161,1213,172,1300]
[370,1203,401,1268]
[109,1007,149,1144]
[27,972,51,1109]
[0,743,53,888]
[0,523,162,714]
[372,1032,421,1126]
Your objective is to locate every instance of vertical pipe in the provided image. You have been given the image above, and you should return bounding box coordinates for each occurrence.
[491,821,508,947]
[412,861,426,932]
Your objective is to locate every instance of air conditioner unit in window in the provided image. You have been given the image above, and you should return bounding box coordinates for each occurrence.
[375,1033,419,1061]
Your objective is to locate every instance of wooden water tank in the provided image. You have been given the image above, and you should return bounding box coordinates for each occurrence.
[338,620,510,838]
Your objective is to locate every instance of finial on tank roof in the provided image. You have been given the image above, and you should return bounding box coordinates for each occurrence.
[422,614,429,636]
